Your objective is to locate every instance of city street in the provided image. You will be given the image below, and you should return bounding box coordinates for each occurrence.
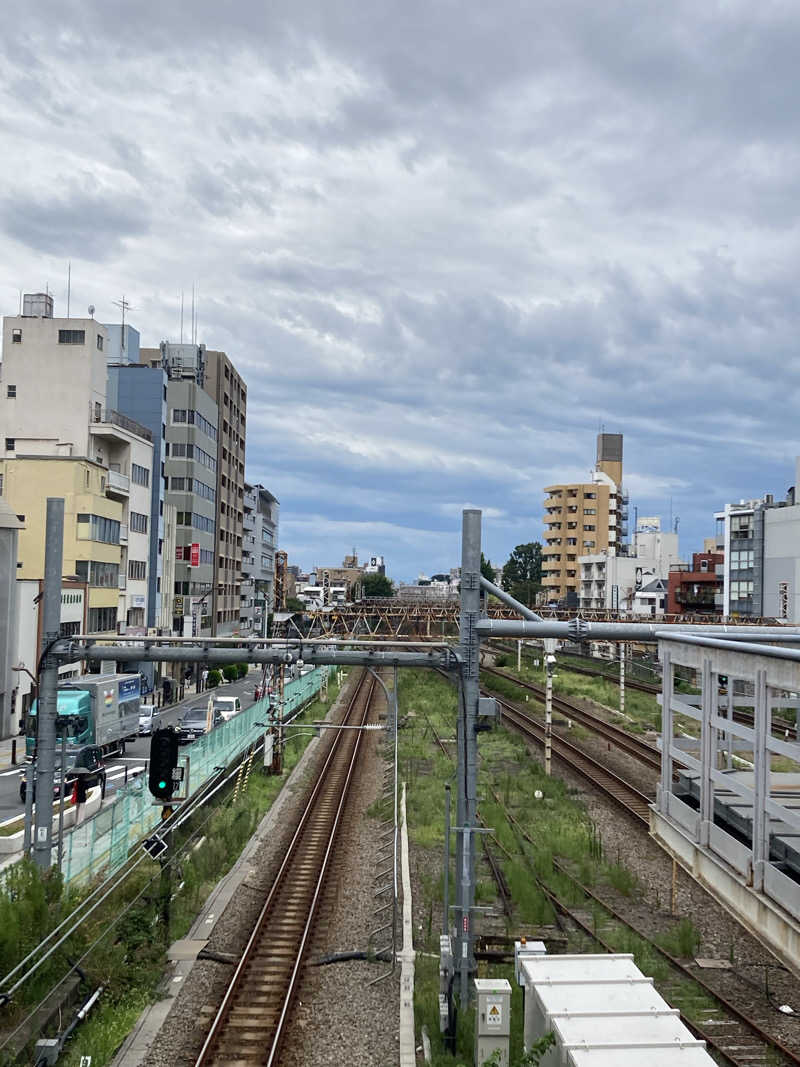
[0,671,267,823]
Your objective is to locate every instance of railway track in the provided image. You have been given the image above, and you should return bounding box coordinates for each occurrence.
[498,796,800,1067]
[194,670,376,1067]
[494,696,654,823]
[485,639,660,693]
[482,664,664,773]
[486,639,800,737]
[426,670,799,1064]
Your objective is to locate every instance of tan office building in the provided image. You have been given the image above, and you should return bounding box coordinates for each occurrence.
[541,434,626,604]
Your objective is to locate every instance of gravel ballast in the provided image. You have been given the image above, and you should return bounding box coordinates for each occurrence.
[115,671,401,1067]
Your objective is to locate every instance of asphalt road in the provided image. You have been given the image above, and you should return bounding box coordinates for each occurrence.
[0,672,266,823]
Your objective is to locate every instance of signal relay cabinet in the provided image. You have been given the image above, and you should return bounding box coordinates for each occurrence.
[474,977,512,1067]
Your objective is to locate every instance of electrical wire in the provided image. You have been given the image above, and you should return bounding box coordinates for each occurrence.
[0,737,262,1055]
[1,684,325,1010]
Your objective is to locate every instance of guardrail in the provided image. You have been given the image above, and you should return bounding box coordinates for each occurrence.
[56,667,329,885]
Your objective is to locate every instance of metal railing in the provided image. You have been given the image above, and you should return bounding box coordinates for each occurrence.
[56,667,329,885]
[89,407,153,442]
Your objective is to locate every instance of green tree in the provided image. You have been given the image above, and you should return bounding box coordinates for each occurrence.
[480,552,495,584]
[286,596,306,612]
[501,541,543,607]
[363,573,394,597]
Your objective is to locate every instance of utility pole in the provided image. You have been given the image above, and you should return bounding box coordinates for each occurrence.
[457,508,481,1005]
[33,499,64,870]
[620,641,626,717]
[272,550,288,774]
[543,638,556,777]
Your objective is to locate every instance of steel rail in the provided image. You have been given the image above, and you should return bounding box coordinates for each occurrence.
[194,670,375,1066]
[482,665,663,772]
[495,697,654,822]
[498,796,800,1067]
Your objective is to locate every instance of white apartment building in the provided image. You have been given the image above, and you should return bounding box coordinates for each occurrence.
[579,517,681,614]
[0,294,154,634]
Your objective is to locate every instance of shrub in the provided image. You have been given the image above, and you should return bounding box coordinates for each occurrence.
[222,665,238,683]
[236,662,248,679]
[207,669,222,688]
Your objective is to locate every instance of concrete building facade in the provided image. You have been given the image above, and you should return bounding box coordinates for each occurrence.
[666,551,724,616]
[714,460,800,621]
[202,350,247,635]
[107,337,168,630]
[141,344,218,638]
[0,499,22,737]
[578,518,680,613]
[542,433,627,604]
[0,297,154,637]
[241,483,279,636]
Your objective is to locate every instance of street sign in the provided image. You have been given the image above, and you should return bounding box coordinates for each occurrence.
[190,542,200,568]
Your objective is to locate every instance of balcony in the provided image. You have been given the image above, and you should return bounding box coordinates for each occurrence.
[243,512,255,531]
[107,469,130,498]
[89,406,152,443]
[675,587,718,606]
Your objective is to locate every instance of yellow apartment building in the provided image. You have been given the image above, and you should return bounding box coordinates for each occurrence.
[541,433,627,604]
[0,456,123,634]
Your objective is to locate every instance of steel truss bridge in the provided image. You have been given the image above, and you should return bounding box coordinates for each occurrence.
[302,598,779,638]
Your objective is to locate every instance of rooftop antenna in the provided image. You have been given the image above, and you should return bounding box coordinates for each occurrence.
[674,515,680,534]
[191,283,196,345]
[112,296,131,352]
[18,289,21,315]
[180,289,184,343]
[66,262,71,318]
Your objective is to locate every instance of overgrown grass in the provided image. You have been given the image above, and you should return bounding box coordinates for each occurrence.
[655,918,702,959]
[398,669,606,1065]
[0,672,344,1067]
[399,667,713,1066]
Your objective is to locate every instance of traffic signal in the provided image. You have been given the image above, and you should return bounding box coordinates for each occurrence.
[149,727,180,801]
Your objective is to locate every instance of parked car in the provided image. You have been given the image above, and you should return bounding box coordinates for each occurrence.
[211,695,241,722]
[20,745,107,803]
[138,704,158,736]
[177,704,224,745]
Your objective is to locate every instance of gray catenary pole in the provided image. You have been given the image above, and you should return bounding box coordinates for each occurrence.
[33,499,64,870]
[457,508,481,1005]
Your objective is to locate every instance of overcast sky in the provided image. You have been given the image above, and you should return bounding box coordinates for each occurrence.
[2,1,799,581]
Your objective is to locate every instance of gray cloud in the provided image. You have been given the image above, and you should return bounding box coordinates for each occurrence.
[2,1,800,576]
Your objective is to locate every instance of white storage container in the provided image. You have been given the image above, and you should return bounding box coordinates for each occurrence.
[521,954,716,1067]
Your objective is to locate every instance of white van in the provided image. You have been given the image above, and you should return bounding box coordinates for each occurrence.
[212,695,241,722]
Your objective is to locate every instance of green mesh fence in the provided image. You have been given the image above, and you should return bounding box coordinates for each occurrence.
[59,667,329,885]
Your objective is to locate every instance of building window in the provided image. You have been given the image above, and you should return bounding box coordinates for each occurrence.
[11,329,21,343]
[6,385,16,398]
[0,474,3,495]
[130,511,148,534]
[5,438,14,451]
[700,559,708,572]
[131,463,150,487]
[96,334,104,351]
[76,513,120,544]
[171,477,187,491]
[128,559,147,581]
[75,560,120,588]
[172,409,187,423]
[94,402,102,421]
[88,606,117,633]
[58,329,86,345]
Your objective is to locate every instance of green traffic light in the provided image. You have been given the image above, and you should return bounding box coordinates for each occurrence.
[159,780,167,790]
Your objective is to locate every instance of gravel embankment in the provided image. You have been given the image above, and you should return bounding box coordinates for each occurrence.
[134,672,400,1067]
